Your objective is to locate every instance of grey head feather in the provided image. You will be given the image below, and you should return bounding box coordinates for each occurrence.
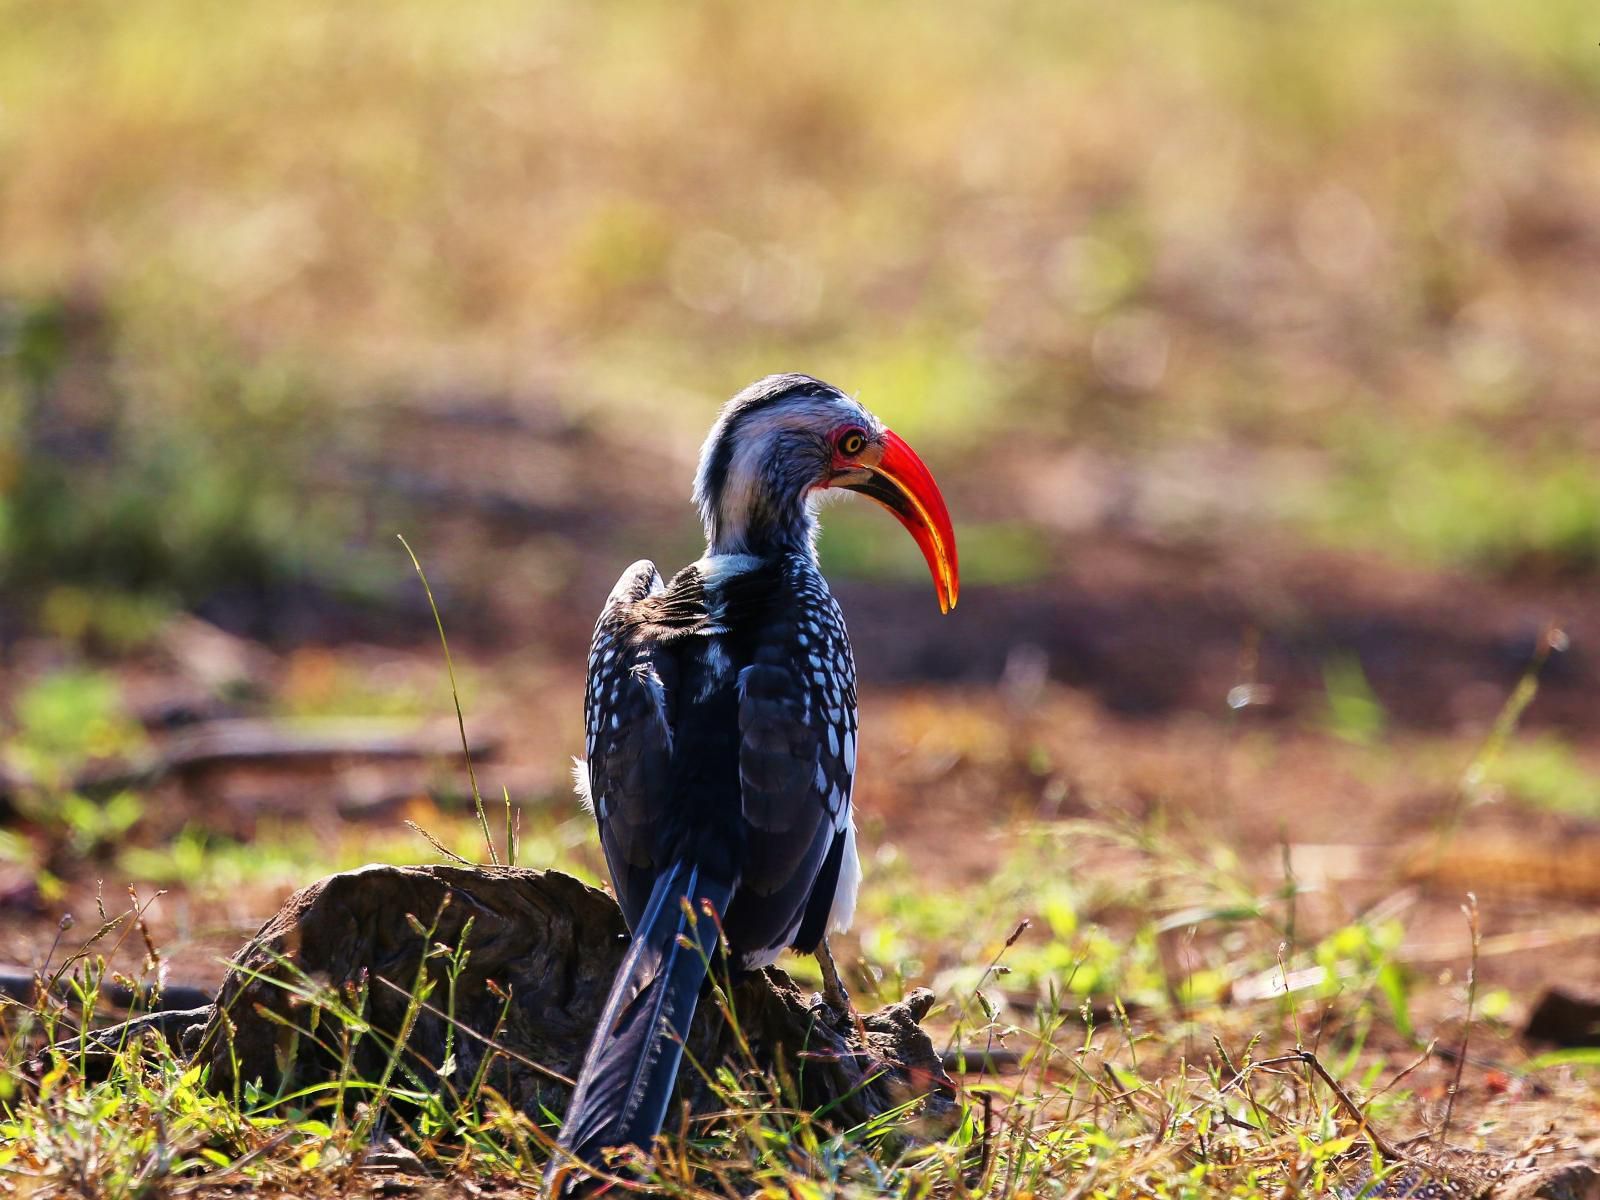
[692,375,880,557]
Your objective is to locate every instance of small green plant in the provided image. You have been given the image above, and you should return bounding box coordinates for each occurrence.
[42,791,146,861]
[3,669,149,866]
[1318,656,1387,745]
[4,669,147,787]
[1484,735,1600,817]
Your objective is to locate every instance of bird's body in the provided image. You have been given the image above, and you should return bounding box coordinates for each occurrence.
[550,375,956,1186]
[582,550,860,968]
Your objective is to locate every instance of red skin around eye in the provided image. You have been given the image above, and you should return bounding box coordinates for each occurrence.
[828,425,869,469]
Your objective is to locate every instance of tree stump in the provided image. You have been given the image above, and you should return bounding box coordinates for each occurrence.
[176,863,957,1139]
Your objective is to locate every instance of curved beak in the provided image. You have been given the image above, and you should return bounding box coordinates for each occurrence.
[840,429,959,613]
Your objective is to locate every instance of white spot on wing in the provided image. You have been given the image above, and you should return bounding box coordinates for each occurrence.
[698,640,732,701]
[630,660,674,754]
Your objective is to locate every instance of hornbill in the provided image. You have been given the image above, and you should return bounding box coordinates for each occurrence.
[548,374,957,1186]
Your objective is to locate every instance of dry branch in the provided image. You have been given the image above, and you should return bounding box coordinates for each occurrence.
[0,718,502,800]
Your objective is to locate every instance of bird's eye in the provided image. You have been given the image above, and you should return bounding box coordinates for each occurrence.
[837,429,867,457]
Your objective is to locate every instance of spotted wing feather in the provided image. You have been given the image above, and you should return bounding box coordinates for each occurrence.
[720,554,857,965]
[583,560,678,932]
[582,554,857,966]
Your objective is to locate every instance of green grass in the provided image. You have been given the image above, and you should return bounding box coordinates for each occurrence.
[4,810,1463,1200]
[0,643,1587,1196]
[273,653,480,722]
[0,296,371,617]
[4,0,1600,1193]
[1317,657,1388,747]
[821,514,1050,590]
[114,811,600,895]
[1483,735,1600,818]
[2,670,151,885]
[4,669,148,786]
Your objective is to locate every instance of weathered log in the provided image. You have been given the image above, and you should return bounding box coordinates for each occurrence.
[172,864,956,1140]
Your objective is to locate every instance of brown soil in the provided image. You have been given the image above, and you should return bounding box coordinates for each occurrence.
[5,500,1600,1145]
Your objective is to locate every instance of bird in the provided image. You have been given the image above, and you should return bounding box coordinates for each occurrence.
[547,373,957,1188]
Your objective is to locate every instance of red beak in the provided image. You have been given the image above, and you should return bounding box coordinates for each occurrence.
[841,429,959,613]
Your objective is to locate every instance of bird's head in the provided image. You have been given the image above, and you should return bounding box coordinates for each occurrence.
[694,374,959,612]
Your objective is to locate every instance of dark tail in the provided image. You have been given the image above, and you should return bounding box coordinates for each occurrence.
[547,860,733,1188]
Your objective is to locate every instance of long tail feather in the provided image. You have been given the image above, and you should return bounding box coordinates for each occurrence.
[547,860,733,1188]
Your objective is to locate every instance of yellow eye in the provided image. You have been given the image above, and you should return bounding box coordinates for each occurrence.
[838,430,866,456]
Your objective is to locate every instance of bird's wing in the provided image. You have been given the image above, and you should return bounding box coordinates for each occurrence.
[724,554,858,965]
[583,559,679,932]
[584,554,856,962]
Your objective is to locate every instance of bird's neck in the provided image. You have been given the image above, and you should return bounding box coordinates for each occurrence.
[707,490,818,560]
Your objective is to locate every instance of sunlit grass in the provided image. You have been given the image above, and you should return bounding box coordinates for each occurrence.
[115,809,601,894]
[4,805,1492,1200]
[3,670,148,786]
[821,514,1049,589]
[273,650,483,722]
[3,652,1593,1195]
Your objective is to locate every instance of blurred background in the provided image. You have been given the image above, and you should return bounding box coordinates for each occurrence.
[3,0,1600,1030]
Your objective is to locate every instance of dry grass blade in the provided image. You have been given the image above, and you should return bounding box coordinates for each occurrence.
[397,532,499,868]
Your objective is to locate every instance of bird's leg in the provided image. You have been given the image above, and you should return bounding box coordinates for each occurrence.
[816,937,852,1015]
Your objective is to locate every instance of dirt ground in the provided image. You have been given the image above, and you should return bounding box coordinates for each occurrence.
[5,397,1600,1157]
[7,520,1598,1086]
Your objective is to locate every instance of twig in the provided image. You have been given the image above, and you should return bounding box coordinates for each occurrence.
[1291,1050,1404,1162]
[1,719,502,797]
[1369,1038,1438,1102]
[1440,893,1480,1142]
[404,821,473,866]
[940,1047,1024,1071]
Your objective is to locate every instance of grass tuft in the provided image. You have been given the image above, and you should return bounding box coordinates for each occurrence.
[8,803,1575,1199]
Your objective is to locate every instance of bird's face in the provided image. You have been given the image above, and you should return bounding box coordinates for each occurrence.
[818,408,959,614]
[696,375,959,612]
